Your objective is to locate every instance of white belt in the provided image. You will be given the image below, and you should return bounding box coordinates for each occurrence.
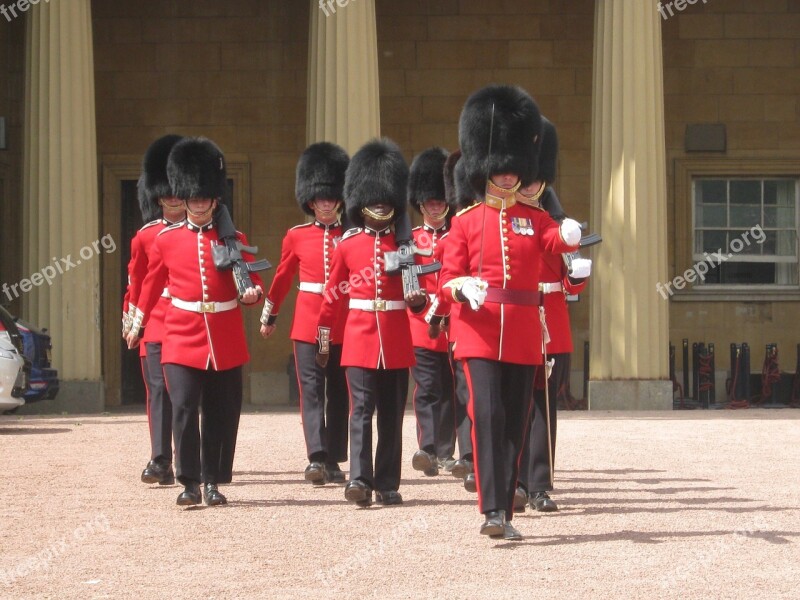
[161,288,171,298]
[349,298,406,312]
[298,282,325,294]
[171,297,238,313]
[539,282,563,294]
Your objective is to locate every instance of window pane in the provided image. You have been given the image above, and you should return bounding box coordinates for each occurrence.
[729,204,760,228]
[719,262,776,284]
[696,230,727,254]
[696,204,726,227]
[775,230,798,256]
[696,179,727,204]
[764,180,794,206]
[776,206,795,227]
[730,180,761,205]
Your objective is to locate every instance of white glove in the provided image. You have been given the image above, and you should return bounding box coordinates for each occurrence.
[460,277,488,311]
[569,258,592,279]
[560,218,582,246]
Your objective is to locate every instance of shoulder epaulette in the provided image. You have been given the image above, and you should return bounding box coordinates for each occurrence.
[290,222,313,231]
[157,222,184,237]
[140,219,161,231]
[456,203,480,217]
[340,227,362,241]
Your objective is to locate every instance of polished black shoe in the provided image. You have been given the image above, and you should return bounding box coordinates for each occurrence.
[412,449,438,476]
[375,490,403,506]
[438,456,457,473]
[463,472,477,493]
[480,510,506,537]
[141,459,174,485]
[325,463,346,484]
[530,491,558,512]
[204,483,227,506]
[513,486,528,513]
[450,458,473,479]
[344,480,372,507]
[501,521,523,541]
[176,483,201,506]
[304,462,328,485]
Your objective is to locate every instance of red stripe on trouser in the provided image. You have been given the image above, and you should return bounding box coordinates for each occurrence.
[462,360,484,514]
[140,356,152,429]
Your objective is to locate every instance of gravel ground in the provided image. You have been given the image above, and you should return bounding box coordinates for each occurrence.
[1,408,798,599]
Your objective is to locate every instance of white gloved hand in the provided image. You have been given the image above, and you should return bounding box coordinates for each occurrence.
[460,277,488,311]
[569,257,592,279]
[560,218,582,247]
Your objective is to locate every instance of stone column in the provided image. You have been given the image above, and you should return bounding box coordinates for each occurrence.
[588,0,671,410]
[22,0,103,410]
[306,0,381,153]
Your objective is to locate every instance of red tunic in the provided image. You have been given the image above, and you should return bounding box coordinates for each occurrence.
[318,227,418,370]
[136,220,263,371]
[539,249,588,355]
[438,201,577,365]
[408,224,449,353]
[265,221,346,344]
[123,219,174,357]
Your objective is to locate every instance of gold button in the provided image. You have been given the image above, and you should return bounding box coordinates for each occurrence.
[505,274,511,280]
[503,228,508,233]
[504,246,509,252]
[505,264,511,270]
[503,237,509,242]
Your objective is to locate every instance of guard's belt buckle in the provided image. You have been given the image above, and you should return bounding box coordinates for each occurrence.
[200,302,216,313]
[373,299,386,311]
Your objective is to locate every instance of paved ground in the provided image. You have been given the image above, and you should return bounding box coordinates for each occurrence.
[1,408,798,599]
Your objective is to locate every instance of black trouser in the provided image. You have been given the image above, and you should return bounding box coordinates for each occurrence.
[141,342,173,464]
[450,344,473,461]
[293,341,349,464]
[519,353,569,493]
[411,347,455,459]
[463,358,534,519]
[346,367,408,492]
[163,363,243,486]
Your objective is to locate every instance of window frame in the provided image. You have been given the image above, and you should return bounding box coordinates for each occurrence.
[673,157,800,302]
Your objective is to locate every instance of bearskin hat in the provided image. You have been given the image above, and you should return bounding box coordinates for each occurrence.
[137,134,184,222]
[408,147,449,213]
[458,84,542,198]
[443,150,475,212]
[295,142,350,216]
[343,138,408,228]
[538,116,559,184]
[167,137,227,201]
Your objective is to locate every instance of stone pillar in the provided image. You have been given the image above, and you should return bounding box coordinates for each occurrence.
[22,0,104,411]
[588,0,671,410]
[306,0,381,153]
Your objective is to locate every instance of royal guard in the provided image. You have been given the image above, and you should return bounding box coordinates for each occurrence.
[122,133,185,486]
[429,150,479,491]
[260,142,350,486]
[515,117,591,514]
[438,85,583,539]
[406,146,457,478]
[316,138,427,507]
[127,137,264,507]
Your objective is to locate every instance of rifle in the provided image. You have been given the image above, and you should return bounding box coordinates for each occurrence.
[562,228,602,277]
[385,211,442,295]
[211,204,272,299]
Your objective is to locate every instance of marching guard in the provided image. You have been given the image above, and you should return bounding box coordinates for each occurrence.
[260,142,350,486]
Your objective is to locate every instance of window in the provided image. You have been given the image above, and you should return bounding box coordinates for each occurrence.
[693,177,799,286]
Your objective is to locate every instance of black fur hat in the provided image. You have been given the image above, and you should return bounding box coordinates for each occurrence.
[344,138,408,228]
[295,142,350,216]
[137,134,184,222]
[167,137,227,201]
[538,116,559,184]
[408,147,448,213]
[458,84,542,198]
[443,150,475,212]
